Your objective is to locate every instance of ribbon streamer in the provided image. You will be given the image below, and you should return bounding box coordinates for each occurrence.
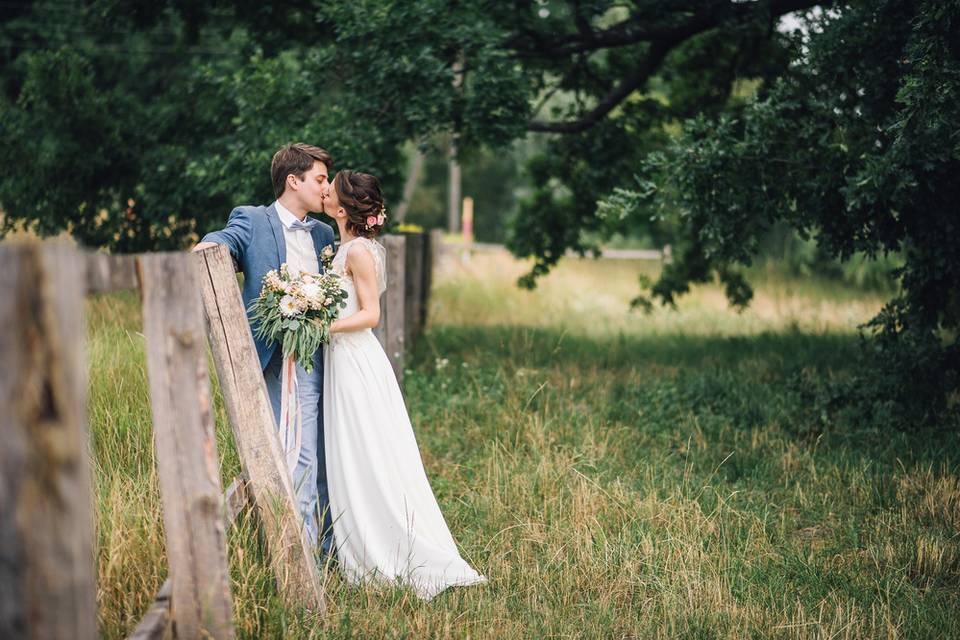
[278,354,302,473]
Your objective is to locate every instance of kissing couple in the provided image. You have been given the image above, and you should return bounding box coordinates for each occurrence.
[193,143,485,600]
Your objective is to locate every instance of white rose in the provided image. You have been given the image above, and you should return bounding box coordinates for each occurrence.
[301,282,321,300]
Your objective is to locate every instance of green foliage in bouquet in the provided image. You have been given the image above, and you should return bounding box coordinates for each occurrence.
[248,264,347,373]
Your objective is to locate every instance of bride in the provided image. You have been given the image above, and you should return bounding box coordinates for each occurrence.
[321,169,486,600]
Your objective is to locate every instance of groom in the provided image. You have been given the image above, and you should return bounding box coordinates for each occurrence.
[193,143,336,557]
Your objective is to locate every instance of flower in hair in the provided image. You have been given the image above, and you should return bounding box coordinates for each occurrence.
[366,215,378,227]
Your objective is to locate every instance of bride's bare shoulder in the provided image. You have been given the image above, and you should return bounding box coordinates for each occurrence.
[344,239,377,273]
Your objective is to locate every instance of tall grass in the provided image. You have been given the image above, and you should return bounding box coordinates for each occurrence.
[88,252,959,638]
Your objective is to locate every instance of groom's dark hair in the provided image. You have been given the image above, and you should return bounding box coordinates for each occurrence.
[271,143,333,198]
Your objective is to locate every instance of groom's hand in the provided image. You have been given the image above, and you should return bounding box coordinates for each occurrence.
[191,241,219,253]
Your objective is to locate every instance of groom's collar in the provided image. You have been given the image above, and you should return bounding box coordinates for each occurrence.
[274,200,304,229]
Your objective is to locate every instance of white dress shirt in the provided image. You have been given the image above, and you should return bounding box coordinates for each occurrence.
[275,200,319,276]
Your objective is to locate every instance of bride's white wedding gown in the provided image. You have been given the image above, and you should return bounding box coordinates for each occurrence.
[323,237,486,600]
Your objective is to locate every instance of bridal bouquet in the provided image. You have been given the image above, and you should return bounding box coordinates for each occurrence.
[248,263,347,373]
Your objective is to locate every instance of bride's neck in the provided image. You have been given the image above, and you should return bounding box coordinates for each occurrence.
[336,220,359,245]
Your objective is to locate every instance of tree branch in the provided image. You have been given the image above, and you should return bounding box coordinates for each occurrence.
[525,0,828,134]
[528,42,672,134]
[515,0,824,58]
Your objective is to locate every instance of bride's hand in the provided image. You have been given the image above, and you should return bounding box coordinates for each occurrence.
[314,317,341,335]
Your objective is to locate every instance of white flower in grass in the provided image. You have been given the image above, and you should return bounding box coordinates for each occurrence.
[279,295,300,317]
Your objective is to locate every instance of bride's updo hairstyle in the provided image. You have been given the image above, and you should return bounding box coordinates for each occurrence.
[333,170,387,238]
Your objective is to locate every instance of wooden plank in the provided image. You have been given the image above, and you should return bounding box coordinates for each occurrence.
[0,241,97,640]
[86,252,139,294]
[403,233,424,350]
[372,288,386,345]
[192,245,325,614]
[140,253,235,640]
[382,235,406,385]
[421,231,439,334]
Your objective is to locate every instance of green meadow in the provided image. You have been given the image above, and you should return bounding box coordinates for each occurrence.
[89,250,959,639]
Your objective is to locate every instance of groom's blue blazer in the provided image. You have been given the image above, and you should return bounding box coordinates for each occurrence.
[202,203,336,371]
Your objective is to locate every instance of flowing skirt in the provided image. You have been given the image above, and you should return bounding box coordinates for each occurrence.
[323,329,486,600]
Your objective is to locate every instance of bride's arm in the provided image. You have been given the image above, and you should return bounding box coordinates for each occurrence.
[329,246,381,333]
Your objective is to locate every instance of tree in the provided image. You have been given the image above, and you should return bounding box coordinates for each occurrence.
[0,1,407,250]
[0,0,819,252]
[312,0,821,284]
[9,0,952,418]
[606,0,960,422]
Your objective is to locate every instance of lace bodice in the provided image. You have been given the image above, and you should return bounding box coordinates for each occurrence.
[330,237,387,295]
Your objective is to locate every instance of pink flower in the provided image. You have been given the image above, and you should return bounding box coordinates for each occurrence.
[366,215,378,227]
[376,213,386,226]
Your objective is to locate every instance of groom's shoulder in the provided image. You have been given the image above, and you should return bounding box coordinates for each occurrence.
[229,204,269,218]
[227,204,272,226]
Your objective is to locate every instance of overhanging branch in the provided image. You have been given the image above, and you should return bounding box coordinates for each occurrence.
[528,41,671,134]
[524,0,828,134]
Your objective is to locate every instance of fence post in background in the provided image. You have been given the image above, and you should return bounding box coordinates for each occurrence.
[0,242,97,640]
[403,232,424,350]
[140,253,235,640]
[193,246,325,614]
[377,235,406,384]
[86,252,139,294]
[429,229,445,261]
[423,230,442,332]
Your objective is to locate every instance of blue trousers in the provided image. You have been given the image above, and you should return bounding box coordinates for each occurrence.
[264,348,334,556]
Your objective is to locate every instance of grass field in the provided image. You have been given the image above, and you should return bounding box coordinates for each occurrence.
[88,250,959,639]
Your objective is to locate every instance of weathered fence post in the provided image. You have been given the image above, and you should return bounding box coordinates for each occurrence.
[140,253,235,640]
[86,252,139,294]
[193,246,325,614]
[403,232,425,350]
[375,235,407,384]
[421,231,438,333]
[0,241,97,640]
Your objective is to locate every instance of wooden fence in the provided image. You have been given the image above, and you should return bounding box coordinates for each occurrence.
[373,230,442,383]
[0,232,435,639]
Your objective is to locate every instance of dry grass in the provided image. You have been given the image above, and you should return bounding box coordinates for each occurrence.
[432,250,887,336]
[88,251,959,639]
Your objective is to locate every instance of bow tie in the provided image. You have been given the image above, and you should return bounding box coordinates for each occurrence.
[289,218,318,232]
